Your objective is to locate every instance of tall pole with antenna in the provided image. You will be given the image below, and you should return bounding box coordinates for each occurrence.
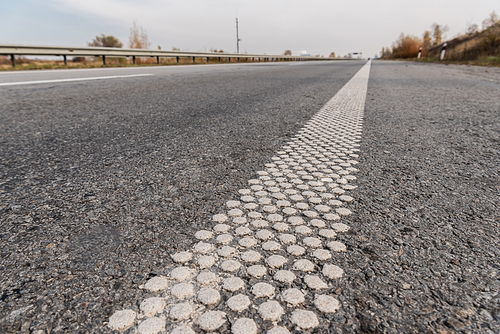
[236,18,240,53]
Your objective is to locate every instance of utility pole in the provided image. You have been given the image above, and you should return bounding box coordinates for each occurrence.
[236,18,240,53]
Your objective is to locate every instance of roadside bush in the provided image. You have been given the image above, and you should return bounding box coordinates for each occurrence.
[390,33,422,58]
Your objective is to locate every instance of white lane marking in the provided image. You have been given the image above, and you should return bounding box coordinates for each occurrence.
[0,74,153,86]
[108,61,371,333]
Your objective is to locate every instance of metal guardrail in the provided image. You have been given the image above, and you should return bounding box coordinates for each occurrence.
[0,44,338,67]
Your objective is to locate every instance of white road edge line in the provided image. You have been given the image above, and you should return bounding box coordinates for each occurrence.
[0,73,153,86]
[107,61,372,334]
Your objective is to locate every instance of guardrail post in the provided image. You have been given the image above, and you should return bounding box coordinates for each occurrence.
[176,56,179,63]
[11,54,15,67]
[102,55,106,65]
[157,56,160,64]
[132,56,136,65]
[63,55,67,66]
[206,57,209,63]
[218,57,221,63]
[192,56,195,63]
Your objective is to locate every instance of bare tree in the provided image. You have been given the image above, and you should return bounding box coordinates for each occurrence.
[422,30,432,50]
[283,50,292,56]
[88,34,123,48]
[329,52,336,58]
[431,23,448,45]
[129,22,151,49]
[466,24,479,35]
[380,46,392,58]
[482,11,499,30]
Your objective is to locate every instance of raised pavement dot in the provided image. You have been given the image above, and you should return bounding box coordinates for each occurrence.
[327,241,347,252]
[290,309,319,329]
[303,237,323,248]
[279,233,296,244]
[251,219,268,228]
[220,260,242,272]
[247,265,267,278]
[227,294,251,312]
[171,251,192,263]
[274,270,296,283]
[212,214,228,222]
[251,282,275,298]
[197,255,215,269]
[232,318,258,334]
[196,311,226,332]
[143,277,168,292]
[262,241,281,251]
[137,317,165,334]
[197,271,218,285]
[258,301,284,321]
[267,327,291,334]
[266,255,288,268]
[169,302,193,320]
[223,277,245,292]
[314,295,340,313]
[194,241,213,254]
[170,267,194,281]
[217,246,237,257]
[241,250,262,263]
[239,237,257,248]
[171,326,195,334]
[213,223,231,232]
[282,288,305,306]
[171,283,194,299]
[197,288,221,305]
[313,249,332,260]
[319,229,337,238]
[293,259,315,272]
[108,309,136,331]
[194,230,213,240]
[304,275,328,289]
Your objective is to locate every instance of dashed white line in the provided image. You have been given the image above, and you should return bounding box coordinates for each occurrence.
[108,60,372,333]
[0,74,153,86]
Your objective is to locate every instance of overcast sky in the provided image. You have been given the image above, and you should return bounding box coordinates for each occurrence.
[1,0,499,58]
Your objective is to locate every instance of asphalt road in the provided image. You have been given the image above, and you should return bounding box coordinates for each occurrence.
[0,60,499,333]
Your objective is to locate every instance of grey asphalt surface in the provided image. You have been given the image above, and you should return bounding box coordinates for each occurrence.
[334,62,500,333]
[0,60,499,333]
[0,61,365,333]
